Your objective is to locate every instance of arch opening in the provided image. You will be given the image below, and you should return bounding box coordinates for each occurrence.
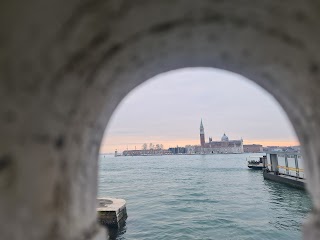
[101,67,299,153]
[99,67,309,240]
[3,2,320,239]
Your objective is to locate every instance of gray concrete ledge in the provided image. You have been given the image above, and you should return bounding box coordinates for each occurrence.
[97,198,127,227]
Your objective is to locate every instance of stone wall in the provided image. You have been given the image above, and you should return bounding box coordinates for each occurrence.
[1,0,320,239]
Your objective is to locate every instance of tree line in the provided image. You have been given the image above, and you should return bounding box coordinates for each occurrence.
[141,143,164,150]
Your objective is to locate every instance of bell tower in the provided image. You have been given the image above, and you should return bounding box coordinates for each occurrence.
[200,119,205,147]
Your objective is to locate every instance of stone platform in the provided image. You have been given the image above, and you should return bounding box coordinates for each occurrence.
[97,198,127,227]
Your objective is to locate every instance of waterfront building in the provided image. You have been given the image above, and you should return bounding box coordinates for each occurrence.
[243,144,263,153]
[263,146,300,153]
[186,120,244,154]
[168,147,186,154]
[122,149,171,156]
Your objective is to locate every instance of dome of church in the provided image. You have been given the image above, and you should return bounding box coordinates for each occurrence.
[221,133,229,141]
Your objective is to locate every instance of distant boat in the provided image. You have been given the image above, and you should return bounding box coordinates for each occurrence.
[247,156,266,170]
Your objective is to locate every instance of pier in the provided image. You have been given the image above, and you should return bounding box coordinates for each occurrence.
[264,152,305,190]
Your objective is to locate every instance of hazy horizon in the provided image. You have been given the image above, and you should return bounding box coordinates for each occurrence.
[100,68,298,153]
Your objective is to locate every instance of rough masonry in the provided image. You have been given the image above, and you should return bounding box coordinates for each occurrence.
[1,0,320,239]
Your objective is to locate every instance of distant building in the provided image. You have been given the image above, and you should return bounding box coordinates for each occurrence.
[122,149,171,156]
[264,146,283,152]
[168,147,186,154]
[263,146,300,153]
[186,120,244,154]
[243,144,263,153]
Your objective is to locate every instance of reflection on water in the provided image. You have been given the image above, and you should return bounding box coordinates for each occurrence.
[264,180,311,231]
[106,221,127,240]
[99,154,312,240]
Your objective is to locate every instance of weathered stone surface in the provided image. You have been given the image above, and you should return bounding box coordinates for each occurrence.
[97,197,127,227]
[1,0,320,239]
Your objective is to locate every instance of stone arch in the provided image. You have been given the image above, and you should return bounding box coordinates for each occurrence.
[1,0,320,239]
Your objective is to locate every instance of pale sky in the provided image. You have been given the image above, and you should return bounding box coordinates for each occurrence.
[100,68,299,153]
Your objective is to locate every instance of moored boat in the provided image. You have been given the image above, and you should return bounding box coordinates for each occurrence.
[247,155,266,170]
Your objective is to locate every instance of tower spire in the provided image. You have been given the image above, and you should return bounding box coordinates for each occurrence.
[200,118,204,134]
[200,119,205,147]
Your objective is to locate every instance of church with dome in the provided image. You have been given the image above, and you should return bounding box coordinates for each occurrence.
[186,119,244,154]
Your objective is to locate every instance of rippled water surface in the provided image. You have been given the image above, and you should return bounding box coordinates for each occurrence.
[98,154,311,240]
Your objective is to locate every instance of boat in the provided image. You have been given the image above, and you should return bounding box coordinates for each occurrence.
[247,155,266,170]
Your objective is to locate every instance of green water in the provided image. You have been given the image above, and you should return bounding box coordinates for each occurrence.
[99,154,311,240]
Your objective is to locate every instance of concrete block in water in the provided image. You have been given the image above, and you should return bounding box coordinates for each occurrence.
[97,198,127,227]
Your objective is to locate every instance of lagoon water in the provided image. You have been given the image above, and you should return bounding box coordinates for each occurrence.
[99,154,311,240]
